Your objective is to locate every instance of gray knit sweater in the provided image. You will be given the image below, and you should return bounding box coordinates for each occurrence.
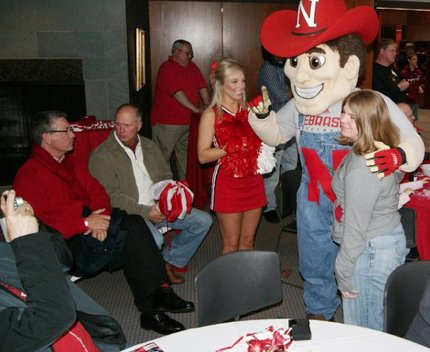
[331,150,403,292]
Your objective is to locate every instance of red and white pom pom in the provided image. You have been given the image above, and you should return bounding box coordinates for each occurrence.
[217,325,294,352]
[152,180,194,222]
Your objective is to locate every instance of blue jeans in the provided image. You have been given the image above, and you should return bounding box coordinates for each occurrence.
[263,138,298,212]
[297,177,341,319]
[145,208,212,268]
[342,223,408,330]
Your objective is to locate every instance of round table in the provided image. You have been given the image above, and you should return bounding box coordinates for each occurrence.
[405,178,430,260]
[121,319,430,352]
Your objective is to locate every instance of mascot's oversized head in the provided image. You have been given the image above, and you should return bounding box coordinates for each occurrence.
[260,0,379,115]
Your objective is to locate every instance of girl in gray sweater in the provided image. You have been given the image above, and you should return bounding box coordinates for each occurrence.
[331,90,408,330]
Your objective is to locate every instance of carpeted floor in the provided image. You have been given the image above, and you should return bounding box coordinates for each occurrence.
[76,210,342,346]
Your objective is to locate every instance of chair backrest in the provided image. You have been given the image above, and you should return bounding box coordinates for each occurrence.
[279,169,302,218]
[399,207,416,249]
[383,261,430,336]
[195,250,282,327]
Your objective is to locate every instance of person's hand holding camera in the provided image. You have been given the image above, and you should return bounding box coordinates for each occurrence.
[1,190,38,241]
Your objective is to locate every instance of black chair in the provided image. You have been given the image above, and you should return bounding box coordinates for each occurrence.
[383,261,430,337]
[194,250,283,327]
[399,207,420,261]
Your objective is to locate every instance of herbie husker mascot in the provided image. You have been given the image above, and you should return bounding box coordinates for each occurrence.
[249,0,425,321]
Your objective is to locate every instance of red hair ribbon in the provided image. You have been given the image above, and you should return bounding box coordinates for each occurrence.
[210,61,218,79]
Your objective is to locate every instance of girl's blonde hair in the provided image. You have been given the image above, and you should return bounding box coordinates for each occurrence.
[209,58,247,119]
[339,89,400,154]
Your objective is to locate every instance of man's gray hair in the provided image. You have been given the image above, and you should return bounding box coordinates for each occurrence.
[114,104,142,122]
[171,39,191,54]
[31,110,68,145]
[378,38,396,52]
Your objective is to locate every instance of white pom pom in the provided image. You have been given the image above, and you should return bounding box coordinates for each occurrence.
[257,142,276,174]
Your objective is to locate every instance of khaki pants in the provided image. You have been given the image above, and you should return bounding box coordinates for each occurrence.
[152,124,189,180]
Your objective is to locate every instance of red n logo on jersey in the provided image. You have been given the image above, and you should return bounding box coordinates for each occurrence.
[302,147,348,204]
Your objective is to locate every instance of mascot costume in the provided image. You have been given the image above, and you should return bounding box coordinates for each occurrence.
[249,0,425,320]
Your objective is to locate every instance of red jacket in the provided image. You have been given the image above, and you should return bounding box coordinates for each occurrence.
[401,65,424,104]
[13,145,112,239]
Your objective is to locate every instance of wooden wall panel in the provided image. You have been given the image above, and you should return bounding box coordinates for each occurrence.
[149,1,222,96]
[345,0,376,89]
[407,11,430,25]
[148,1,381,98]
[149,1,293,100]
[222,2,292,99]
[404,25,430,41]
[380,9,407,25]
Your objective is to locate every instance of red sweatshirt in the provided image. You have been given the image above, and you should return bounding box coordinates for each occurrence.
[13,145,112,239]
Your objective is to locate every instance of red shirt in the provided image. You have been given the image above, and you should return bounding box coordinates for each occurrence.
[151,56,207,126]
[401,65,424,104]
[13,145,112,238]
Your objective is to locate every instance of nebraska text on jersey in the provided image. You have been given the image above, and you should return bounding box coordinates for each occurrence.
[302,115,340,133]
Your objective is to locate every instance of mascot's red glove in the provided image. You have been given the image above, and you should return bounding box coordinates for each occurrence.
[249,86,272,119]
[365,142,406,179]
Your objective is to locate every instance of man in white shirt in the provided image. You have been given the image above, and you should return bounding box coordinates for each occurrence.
[89,104,212,284]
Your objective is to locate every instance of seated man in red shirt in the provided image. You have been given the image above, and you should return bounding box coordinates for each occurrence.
[13,110,193,335]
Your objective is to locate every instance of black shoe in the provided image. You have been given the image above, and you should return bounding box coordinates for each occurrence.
[141,312,185,335]
[263,210,280,223]
[281,220,297,233]
[153,287,194,313]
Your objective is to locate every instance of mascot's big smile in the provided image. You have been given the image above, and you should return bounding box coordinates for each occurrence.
[295,84,324,100]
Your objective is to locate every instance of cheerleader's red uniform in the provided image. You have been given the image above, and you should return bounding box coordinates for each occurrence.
[210,106,266,213]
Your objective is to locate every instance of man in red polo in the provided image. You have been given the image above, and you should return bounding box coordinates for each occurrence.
[151,39,210,181]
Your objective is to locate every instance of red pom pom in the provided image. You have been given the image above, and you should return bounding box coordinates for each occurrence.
[215,108,261,178]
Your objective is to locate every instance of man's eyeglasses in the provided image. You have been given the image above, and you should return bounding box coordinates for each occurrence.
[46,127,74,134]
[179,49,194,59]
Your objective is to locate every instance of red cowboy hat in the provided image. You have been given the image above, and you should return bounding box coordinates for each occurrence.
[261,0,379,58]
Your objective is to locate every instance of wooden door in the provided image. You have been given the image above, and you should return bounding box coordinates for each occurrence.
[222,2,292,99]
[149,1,293,100]
[149,1,222,97]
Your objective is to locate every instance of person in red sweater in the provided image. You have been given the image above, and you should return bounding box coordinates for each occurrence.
[401,53,425,121]
[13,110,194,335]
